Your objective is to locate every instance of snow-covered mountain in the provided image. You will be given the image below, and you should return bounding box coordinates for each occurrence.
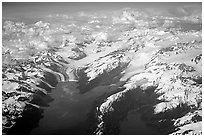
[2,7,202,135]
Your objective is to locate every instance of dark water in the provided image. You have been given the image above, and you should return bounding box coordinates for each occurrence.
[5,72,58,135]
[31,81,90,134]
[29,69,162,135]
[30,80,124,134]
[120,111,159,135]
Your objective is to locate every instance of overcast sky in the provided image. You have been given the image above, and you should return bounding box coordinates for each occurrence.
[2,2,201,20]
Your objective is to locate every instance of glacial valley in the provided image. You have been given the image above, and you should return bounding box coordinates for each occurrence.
[2,4,202,135]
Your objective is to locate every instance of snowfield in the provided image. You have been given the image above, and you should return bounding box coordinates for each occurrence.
[2,5,202,135]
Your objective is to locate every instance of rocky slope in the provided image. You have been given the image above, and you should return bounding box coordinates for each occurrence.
[93,32,202,135]
[2,7,202,135]
[2,50,68,134]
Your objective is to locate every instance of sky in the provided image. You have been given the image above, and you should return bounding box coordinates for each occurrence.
[2,2,202,21]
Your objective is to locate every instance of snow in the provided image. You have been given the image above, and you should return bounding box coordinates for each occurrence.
[2,7,202,135]
[3,81,19,93]
[84,53,130,82]
[99,89,128,115]
[92,32,108,42]
[171,121,202,135]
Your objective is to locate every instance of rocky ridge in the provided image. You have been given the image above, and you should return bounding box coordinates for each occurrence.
[2,7,202,135]
[94,38,202,135]
[2,50,68,134]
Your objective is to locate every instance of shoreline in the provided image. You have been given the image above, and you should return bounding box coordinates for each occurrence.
[2,55,67,134]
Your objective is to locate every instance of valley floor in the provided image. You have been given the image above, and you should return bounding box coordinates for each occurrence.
[2,7,202,135]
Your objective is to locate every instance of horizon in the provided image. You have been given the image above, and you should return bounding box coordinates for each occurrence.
[3,2,202,21]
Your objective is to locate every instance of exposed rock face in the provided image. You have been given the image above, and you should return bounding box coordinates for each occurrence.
[94,37,202,134]
[2,50,68,134]
[2,6,202,135]
[84,51,130,82]
[77,50,130,93]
